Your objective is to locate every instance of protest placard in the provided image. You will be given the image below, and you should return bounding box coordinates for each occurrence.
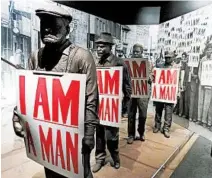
[201,60,212,86]
[151,68,180,104]
[96,67,123,128]
[124,59,149,98]
[188,53,200,67]
[16,70,86,178]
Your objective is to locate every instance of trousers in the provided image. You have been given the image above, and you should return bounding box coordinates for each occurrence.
[45,143,92,178]
[154,102,174,131]
[128,98,149,137]
[198,87,212,124]
[122,96,130,115]
[95,124,119,163]
[189,80,198,120]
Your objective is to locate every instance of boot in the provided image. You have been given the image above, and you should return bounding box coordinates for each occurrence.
[110,155,120,169]
[163,130,170,138]
[127,136,134,144]
[153,127,160,133]
[92,162,104,173]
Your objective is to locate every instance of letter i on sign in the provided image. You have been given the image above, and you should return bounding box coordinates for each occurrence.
[19,75,26,115]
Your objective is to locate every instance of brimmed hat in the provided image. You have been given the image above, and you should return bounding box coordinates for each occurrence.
[164,51,175,57]
[95,32,114,45]
[35,5,72,23]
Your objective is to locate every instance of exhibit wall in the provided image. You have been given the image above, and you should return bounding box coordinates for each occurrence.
[157,4,212,66]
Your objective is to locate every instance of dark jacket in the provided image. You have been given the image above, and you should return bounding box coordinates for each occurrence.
[95,53,132,98]
[28,42,99,137]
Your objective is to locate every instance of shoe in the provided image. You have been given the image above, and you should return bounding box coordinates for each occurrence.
[203,123,207,128]
[179,114,182,117]
[122,114,128,118]
[92,162,104,173]
[182,115,186,118]
[127,137,134,144]
[163,130,170,138]
[140,135,145,142]
[189,118,192,122]
[153,127,160,133]
[110,159,120,169]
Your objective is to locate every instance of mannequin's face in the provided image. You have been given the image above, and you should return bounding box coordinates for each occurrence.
[40,16,69,45]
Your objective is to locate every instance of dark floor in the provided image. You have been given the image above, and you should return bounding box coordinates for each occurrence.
[171,136,212,178]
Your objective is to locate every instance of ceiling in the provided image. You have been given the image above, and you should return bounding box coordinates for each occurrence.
[55,1,212,24]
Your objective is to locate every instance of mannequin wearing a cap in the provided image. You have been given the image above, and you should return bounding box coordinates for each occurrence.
[197,43,212,128]
[127,44,154,144]
[12,7,99,178]
[92,32,132,173]
[153,51,177,138]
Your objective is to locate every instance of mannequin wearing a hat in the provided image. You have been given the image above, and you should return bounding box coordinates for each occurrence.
[92,32,132,173]
[12,6,99,178]
[153,51,176,138]
[197,43,212,128]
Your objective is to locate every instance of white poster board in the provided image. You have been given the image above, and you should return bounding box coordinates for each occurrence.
[124,58,150,98]
[151,68,180,104]
[16,70,86,178]
[201,60,212,86]
[96,67,123,128]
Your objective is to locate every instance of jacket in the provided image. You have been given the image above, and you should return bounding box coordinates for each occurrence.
[95,53,132,98]
[28,42,99,137]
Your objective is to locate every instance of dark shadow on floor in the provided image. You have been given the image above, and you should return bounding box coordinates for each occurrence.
[171,136,212,178]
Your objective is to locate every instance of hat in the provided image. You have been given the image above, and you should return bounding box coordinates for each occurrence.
[164,51,175,57]
[95,32,114,45]
[35,5,72,22]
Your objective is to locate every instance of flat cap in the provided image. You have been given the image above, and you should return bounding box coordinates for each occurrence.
[35,5,72,22]
[95,32,114,45]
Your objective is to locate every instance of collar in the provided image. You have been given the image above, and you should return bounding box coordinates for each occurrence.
[98,52,114,64]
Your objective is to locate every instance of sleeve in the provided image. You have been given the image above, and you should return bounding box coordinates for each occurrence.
[122,61,132,98]
[80,50,99,137]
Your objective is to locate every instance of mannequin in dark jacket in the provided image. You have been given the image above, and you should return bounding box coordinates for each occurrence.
[92,32,132,173]
[12,6,99,178]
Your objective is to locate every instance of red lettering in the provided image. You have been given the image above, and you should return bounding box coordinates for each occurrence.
[98,98,104,121]
[98,98,119,123]
[132,80,148,96]
[158,70,165,84]
[124,60,133,76]
[55,130,65,170]
[39,125,54,164]
[66,132,78,174]
[26,122,37,156]
[167,70,177,84]
[159,86,166,99]
[97,70,103,94]
[52,79,80,126]
[105,98,111,121]
[152,85,157,99]
[33,78,50,120]
[141,80,148,95]
[19,75,26,115]
[105,70,119,95]
[112,98,119,123]
[171,86,177,101]
[166,86,170,100]
[132,61,146,78]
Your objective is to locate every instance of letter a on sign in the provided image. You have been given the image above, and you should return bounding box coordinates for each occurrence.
[15,70,86,178]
